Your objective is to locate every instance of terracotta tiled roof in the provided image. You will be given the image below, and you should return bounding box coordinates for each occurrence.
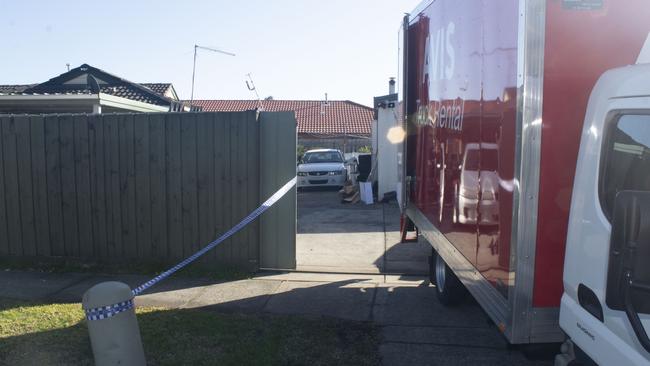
[190,100,373,136]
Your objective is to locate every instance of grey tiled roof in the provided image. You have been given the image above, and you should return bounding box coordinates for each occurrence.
[0,85,34,93]
[104,85,165,104]
[0,64,174,107]
[141,83,172,96]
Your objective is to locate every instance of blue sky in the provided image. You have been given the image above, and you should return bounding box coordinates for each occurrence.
[0,0,420,106]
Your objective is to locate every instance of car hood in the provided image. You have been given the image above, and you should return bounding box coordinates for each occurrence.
[480,171,499,193]
[298,162,345,172]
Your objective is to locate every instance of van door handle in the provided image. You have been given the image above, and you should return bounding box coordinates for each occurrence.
[623,270,650,353]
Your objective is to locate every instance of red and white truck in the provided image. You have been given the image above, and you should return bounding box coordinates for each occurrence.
[398,1,650,364]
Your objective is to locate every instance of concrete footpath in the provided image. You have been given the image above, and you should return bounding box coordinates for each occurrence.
[0,270,551,366]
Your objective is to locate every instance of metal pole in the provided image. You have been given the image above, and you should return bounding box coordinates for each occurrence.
[344,120,348,154]
[190,45,197,104]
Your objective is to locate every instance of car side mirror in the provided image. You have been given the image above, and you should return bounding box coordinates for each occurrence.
[606,190,650,352]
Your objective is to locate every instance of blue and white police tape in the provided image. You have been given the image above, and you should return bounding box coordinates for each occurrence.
[84,299,134,321]
[83,176,296,321]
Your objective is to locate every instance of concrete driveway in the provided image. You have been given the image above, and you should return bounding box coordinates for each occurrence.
[296,188,430,274]
[292,188,553,365]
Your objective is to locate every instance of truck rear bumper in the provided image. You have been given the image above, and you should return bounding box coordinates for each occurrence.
[560,294,650,365]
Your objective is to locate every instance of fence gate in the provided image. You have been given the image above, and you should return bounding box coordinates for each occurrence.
[0,111,296,272]
[259,112,297,269]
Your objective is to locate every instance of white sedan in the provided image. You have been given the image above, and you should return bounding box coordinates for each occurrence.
[297,149,347,188]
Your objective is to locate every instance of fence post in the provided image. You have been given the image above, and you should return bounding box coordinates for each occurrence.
[82,281,146,366]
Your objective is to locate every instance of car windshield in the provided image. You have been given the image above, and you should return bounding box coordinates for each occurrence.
[462,148,498,171]
[303,151,343,163]
[463,149,480,171]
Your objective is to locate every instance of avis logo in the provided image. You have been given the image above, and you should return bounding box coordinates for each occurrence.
[425,22,456,82]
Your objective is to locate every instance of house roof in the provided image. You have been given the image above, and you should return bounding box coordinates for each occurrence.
[141,83,172,95]
[0,64,175,107]
[190,100,374,136]
[0,85,35,93]
[141,83,178,100]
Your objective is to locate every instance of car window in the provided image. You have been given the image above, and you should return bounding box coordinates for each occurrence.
[463,149,480,171]
[304,152,343,163]
[600,114,650,219]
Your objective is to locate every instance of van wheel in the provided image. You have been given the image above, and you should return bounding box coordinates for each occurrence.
[430,248,465,306]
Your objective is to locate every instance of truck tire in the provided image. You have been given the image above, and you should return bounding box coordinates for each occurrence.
[430,248,465,306]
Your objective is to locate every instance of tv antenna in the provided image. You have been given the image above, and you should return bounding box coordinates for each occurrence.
[190,44,235,104]
[245,73,264,111]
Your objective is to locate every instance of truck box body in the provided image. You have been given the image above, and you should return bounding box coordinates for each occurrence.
[400,0,650,343]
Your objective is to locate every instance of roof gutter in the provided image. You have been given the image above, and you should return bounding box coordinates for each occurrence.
[0,94,98,102]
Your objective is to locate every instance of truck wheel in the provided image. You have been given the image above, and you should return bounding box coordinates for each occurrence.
[430,248,465,306]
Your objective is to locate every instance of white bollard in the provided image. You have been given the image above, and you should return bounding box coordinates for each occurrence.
[82,281,146,366]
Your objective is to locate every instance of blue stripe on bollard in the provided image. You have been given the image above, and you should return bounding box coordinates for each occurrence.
[83,177,296,320]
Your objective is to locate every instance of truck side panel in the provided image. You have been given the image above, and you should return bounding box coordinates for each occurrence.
[533,0,650,307]
[406,0,518,297]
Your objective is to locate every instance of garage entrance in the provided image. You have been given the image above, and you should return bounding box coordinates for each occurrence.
[296,188,429,274]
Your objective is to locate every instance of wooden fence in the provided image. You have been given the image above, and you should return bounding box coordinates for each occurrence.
[0,111,297,271]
